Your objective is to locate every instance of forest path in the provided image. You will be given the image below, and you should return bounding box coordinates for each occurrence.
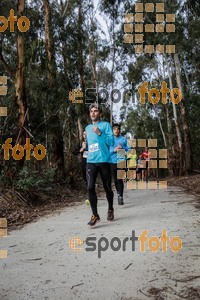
[1,185,200,300]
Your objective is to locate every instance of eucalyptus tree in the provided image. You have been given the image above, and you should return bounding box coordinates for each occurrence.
[0,0,29,168]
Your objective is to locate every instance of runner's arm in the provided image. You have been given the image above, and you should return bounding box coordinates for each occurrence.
[110,145,115,155]
[99,123,114,146]
[140,151,144,159]
[124,138,131,151]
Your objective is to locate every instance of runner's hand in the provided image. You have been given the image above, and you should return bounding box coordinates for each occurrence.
[82,142,87,149]
[114,144,122,152]
[92,126,101,135]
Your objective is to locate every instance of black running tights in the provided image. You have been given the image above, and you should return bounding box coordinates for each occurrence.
[111,163,124,197]
[86,163,114,216]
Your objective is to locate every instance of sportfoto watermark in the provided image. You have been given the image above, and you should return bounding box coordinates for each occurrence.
[139,81,182,104]
[0,9,30,32]
[69,82,182,105]
[2,138,46,161]
[69,230,182,258]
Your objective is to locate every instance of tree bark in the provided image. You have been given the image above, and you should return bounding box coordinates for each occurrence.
[78,0,85,93]
[174,53,192,173]
[43,0,65,180]
[77,117,83,145]
[43,0,56,88]
[158,115,167,148]
[165,55,183,175]
[161,55,174,153]
[14,0,28,167]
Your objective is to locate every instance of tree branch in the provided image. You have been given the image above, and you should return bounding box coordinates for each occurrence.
[0,52,15,81]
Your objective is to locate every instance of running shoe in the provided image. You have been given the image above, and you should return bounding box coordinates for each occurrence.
[107,209,114,221]
[87,214,100,226]
[85,199,90,205]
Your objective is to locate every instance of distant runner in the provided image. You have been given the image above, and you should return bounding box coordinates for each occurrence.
[139,147,151,182]
[73,131,89,203]
[127,148,139,181]
[86,103,114,226]
[110,123,129,205]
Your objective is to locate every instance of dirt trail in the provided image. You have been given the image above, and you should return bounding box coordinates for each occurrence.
[0,185,200,300]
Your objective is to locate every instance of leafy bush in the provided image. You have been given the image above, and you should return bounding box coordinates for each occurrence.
[13,166,56,192]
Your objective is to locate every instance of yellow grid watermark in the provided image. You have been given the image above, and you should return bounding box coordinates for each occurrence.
[117,138,168,189]
[124,3,176,53]
[0,76,8,117]
[69,89,84,104]
[0,218,7,259]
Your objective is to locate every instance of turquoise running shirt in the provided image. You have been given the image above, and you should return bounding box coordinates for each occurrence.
[86,121,114,163]
[110,136,130,164]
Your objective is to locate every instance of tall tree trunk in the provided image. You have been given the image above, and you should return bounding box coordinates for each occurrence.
[88,4,98,94]
[161,55,174,153]
[43,0,65,180]
[174,53,192,173]
[110,50,115,126]
[43,0,56,89]
[14,0,27,167]
[155,60,167,148]
[158,115,167,148]
[165,105,174,153]
[61,42,74,181]
[77,117,83,145]
[89,45,98,92]
[165,55,183,175]
[78,0,85,94]
[160,55,174,174]
[110,16,116,126]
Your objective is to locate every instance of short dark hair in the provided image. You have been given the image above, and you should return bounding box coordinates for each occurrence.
[89,103,102,112]
[112,123,121,130]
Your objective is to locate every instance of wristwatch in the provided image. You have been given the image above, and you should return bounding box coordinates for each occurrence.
[98,131,102,136]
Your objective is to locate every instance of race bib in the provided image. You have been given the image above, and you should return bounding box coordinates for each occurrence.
[83,150,88,158]
[89,143,99,153]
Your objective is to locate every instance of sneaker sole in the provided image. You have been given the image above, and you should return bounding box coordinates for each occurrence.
[87,219,101,227]
[107,216,114,221]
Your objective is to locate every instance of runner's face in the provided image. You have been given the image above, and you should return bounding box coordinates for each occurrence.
[83,131,86,140]
[90,107,101,122]
[113,127,120,137]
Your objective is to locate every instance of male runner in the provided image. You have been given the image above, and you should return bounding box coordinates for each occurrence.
[86,103,114,226]
[110,124,129,205]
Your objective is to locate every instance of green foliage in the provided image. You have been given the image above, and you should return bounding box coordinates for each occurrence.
[0,0,199,186]
[13,166,56,192]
